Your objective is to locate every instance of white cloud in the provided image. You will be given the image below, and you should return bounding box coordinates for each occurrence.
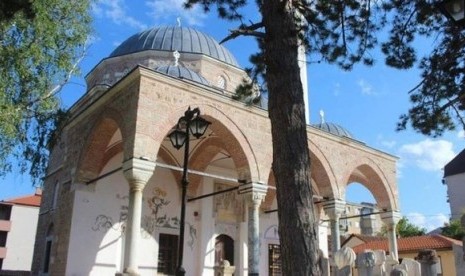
[93,0,147,30]
[406,212,449,232]
[398,139,455,171]
[145,0,208,27]
[357,79,376,96]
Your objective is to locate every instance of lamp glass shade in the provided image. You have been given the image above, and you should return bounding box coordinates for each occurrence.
[189,116,211,138]
[443,0,465,22]
[168,128,187,149]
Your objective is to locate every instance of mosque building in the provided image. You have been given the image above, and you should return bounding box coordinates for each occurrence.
[32,25,400,276]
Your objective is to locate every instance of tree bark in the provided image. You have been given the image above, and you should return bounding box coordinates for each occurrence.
[262,1,320,275]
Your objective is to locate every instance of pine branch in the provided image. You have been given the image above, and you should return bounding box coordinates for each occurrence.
[219,22,265,44]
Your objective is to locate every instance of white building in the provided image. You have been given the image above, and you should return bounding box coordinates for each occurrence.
[0,189,41,272]
[443,148,465,220]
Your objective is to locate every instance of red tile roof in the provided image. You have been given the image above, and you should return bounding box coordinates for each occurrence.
[351,235,461,254]
[342,234,386,246]
[2,189,42,207]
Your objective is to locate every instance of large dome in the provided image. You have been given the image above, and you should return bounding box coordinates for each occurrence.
[312,122,353,138]
[109,26,239,67]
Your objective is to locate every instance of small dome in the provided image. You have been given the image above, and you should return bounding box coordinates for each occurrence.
[110,26,239,67]
[155,65,210,85]
[312,122,353,138]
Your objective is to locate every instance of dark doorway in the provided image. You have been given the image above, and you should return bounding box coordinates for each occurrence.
[215,234,234,265]
[157,233,179,275]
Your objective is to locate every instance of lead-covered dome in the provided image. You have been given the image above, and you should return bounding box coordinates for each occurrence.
[155,65,210,85]
[110,26,239,67]
[312,122,353,138]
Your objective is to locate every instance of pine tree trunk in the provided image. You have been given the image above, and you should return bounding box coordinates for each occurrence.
[262,1,320,275]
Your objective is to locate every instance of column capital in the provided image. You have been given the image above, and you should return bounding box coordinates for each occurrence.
[380,210,402,226]
[123,158,156,190]
[238,182,268,204]
[322,199,346,219]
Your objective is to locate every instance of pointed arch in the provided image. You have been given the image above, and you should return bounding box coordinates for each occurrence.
[341,157,397,210]
[308,139,340,199]
[76,108,128,182]
[149,104,260,192]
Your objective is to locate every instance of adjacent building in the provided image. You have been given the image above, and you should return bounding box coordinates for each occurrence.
[340,202,383,236]
[443,148,465,220]
[0,189,41,272]
[31,25,401,275]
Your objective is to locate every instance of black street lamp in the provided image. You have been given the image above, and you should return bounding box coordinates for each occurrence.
[439,0,465,25]
[168,107,211,276]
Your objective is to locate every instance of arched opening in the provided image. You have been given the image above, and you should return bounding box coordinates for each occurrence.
[344,183,381,236]
[215,234,234,266]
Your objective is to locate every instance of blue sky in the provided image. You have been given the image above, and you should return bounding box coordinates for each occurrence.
[1,0,463,231]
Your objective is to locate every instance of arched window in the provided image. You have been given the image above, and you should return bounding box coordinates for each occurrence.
[216,75,227,90]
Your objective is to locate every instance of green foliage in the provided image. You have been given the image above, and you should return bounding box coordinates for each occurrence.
[380,217,426,237]
[0,0,92,184]
[188,0,465,137]
[441,220,465,240]
[397,217,427,237]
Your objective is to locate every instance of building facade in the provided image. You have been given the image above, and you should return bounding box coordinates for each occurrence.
[32,26,401,275]
[0,189,41,272]
[443,149,465,220]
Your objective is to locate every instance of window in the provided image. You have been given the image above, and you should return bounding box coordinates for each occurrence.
[0,231,7,247]
[157,234,178,275]
[43,239,52,273]
[42,224,54,274]
[0,204,12,220]
[436,256,443,276]
[268,244,282,276]
[216,76,226,89]
[52,181,60,210]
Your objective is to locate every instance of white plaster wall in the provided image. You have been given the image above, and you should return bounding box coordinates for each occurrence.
[445,173,465,220]
[66,152,204,276]
[197,177,216,276]
[3,205,39,270]
[67,153,127,276]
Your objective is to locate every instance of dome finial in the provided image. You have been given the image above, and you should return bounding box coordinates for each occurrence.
[176,17,181,27]
[319,109,325,124]
[173,50,180,66]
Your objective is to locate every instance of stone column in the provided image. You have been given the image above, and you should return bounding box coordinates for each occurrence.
[323,199,346,255]
[121,158,155,275]
[381,211,401,261]
[238,182,267,276]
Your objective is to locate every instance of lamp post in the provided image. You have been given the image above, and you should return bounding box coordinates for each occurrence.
[168,107,211,276]
[439,0,465,25]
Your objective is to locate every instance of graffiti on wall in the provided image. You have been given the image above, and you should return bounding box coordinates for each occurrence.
[91,186,197,248]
